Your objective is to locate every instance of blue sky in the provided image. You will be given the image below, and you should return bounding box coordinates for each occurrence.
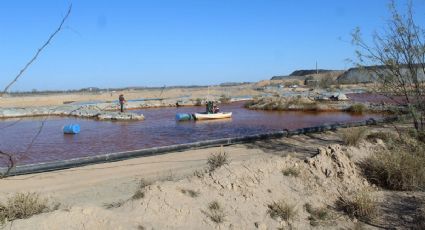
[1,0,425,91]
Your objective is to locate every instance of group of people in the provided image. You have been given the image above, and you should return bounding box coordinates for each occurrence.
[206,101,220,114]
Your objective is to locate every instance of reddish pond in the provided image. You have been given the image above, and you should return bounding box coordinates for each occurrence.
[0,101,382,166]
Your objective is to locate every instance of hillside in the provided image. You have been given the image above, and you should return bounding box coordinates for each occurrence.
[271,69,344,81]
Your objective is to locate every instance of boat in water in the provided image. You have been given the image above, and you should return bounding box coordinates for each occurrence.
[194,112,232,120]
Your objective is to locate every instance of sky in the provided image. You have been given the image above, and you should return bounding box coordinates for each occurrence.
[1,0,425,91]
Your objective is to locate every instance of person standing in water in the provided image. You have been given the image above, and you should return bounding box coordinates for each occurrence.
[119,94,126,112]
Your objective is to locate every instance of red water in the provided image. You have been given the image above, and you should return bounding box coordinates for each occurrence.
[0,101,382,166]
[347,93,407,104]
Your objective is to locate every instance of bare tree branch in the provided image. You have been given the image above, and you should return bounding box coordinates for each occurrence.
[0,151,15,178]
[1,4,72,96]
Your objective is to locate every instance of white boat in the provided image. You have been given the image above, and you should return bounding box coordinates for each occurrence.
[194,112,232,120]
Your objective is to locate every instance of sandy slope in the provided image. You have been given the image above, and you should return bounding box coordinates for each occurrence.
[5,144,367,230]
[1,129,424,229]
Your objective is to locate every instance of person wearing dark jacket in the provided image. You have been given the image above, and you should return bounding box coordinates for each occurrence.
[119,94,126,112]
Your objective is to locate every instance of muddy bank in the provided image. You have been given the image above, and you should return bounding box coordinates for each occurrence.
[244,95,399,113]
[0,103,144,121]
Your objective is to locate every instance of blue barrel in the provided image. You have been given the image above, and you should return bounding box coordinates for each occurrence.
[63,124,81,134]
[175,113,193,121]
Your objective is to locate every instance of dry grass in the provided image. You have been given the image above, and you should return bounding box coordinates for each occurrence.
[267,200,297,221]
[103,200,125,209]
[336,190,377,221]
[204,201,226,223]
[408,129,425,143]
[348,103,367,114]
[0,193,50,224]
[304,203,330,226]
[282,167,300,177]
[219,94,231,103]
[244,96,319,111]
[180,189,200,198]
[194,98,202,106]
[360,134,425,191]
[340,127,367,146]
[366,131,396,142]
[131,179,152,200]
[193,169,206,178]
[207,151,229,172]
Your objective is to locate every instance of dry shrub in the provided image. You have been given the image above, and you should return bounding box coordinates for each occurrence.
[219,94,231,103]
[348,104,367,114]
[103,200,125,209]
[207,152,229,172]
[408,129,425,143]
[132,179,152,200]
[340,127,367,146]
[360,134,425,191]
[0,193,50,224]
[194,98,202,106]
[267,200,297,221]
[180,189,200,198]
[336,190,377,220]
[282,167,300,177]
[193,169,206,178]
[304,203,330,226]
[204,201,226,223]
[366,131,396,142]
[244,101,255,108]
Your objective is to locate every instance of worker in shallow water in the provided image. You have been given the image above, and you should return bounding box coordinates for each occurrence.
[119,94,126,112]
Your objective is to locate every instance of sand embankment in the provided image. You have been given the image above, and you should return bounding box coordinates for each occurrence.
[2,127,422,229]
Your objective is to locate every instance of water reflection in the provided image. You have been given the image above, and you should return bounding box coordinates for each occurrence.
[0,101,382,166]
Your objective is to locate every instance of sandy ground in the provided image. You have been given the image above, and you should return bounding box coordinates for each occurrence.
[1,126,424,229]
[0,82,369,108]
[0,86,260,108]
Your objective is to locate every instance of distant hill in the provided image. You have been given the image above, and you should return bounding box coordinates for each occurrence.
[289,69,339,76]
[271,69,343,80]
[337,65,425,84]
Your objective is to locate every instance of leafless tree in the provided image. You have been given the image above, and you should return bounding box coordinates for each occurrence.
[0,4,72,178]
[352,0,425,131]
[1,4,72,96]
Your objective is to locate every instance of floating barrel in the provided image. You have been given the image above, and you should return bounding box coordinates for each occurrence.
[63,124,80,134]
[175,113,194,121]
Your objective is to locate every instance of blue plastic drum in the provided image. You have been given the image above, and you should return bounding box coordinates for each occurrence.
[63,124,81,134]
[175,113,193,121]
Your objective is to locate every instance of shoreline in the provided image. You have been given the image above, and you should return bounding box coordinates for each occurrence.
[0,116,392,177]
[1,123,422,229]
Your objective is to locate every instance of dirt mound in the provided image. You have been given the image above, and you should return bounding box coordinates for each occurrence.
[305,145,369,191]
[6,145,371,229]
